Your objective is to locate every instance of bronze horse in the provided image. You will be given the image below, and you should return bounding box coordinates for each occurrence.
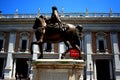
[30,16,83,59]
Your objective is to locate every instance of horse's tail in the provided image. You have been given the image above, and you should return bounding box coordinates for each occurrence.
[76,25,83,40]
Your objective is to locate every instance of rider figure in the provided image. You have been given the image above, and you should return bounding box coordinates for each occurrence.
[45,6,62,52]
[39,6,62,51]
[50,6,62,28]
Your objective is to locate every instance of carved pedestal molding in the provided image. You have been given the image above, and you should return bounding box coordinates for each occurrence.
[31,59,85,80]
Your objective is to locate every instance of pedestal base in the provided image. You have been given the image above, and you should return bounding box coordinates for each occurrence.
[31,59,85,80]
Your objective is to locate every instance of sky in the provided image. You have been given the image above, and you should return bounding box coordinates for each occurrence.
[0,0,120,14]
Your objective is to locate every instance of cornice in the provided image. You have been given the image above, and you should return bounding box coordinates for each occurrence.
[61,17,120,24]
[0,17,120,24]
[0,18,35,24]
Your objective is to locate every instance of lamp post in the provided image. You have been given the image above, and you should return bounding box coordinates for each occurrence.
[89,63,92,80]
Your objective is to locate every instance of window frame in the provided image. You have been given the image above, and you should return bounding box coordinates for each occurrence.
[0,32,5,52]
[19,32,30,52]
[96,32,107,53]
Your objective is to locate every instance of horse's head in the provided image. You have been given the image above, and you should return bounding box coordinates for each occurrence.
[76,25,83,39]
[33,18,40,29]
[33,15,47,29]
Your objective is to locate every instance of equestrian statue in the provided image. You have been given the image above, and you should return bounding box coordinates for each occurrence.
[30,6,83,59]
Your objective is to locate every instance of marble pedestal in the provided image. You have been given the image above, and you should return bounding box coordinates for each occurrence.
[31,59,85,80]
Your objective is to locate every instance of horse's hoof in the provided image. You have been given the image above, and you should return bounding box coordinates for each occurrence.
[44,49,52,52]
[61,54,65,59]
[61,56,65,59]
[31,51,33,54]
[38,55,43,59]
[78,56,82,60]
[30,58,33,62]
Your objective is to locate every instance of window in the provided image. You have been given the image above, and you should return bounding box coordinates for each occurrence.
[19,32,30,52]
[96,32,107,53]
[0,32,5,52]
[21,40,27,52]
[98,40,105,52]
[0,39,3,51]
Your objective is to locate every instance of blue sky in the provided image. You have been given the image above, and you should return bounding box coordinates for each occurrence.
[0,0,120,14]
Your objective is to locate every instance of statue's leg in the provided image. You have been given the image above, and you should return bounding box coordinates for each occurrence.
[69,40,82,59]
[75,45,82,59]
[30,42,33,54]
[45,43,52,52]
[61,41,70,59]
[38,43,43,59]
[74,35,82,59]
[30,42,38,54]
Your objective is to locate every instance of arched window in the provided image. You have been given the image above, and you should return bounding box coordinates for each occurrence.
[96,32,107,53]
[0,32,5,52]
[19,32,30,52]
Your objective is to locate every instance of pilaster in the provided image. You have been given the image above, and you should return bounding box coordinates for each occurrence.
[59,42,65,59]
[111,32,120,80]
[11,59,16,79]
[85,32,93,80]
[4,32,16,79]
[32,34,39,60]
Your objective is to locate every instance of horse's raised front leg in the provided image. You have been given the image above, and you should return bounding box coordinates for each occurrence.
[69,40,82,59]
[75,45,82,59]
[30,42,38,54]
[61,41,70,59]
[61,49,69,59]
[30,42,44,59]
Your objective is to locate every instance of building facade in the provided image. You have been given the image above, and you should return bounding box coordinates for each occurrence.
[0,11,120,80]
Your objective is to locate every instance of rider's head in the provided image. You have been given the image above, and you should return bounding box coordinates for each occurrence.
[52,6,57,10]
[39,15,44,18]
